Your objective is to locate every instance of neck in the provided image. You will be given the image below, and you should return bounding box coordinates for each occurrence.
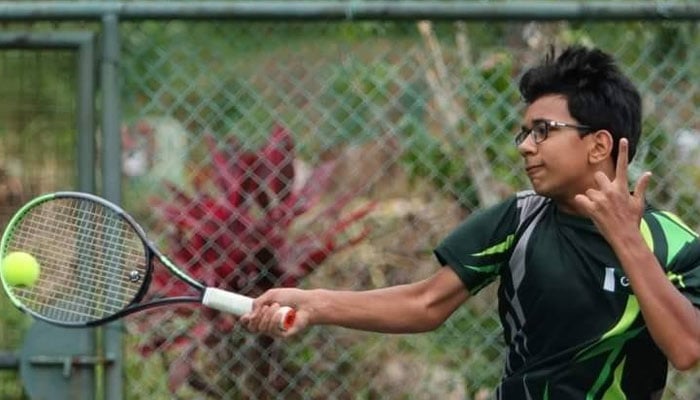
[556,165,616,216]
[553,197,587,216]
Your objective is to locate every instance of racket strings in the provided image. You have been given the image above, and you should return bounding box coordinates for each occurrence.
[5,198,147,323]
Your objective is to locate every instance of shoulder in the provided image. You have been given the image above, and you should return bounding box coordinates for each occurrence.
[642,205,697,241]
[473,190,549,215]
[515,190,550,219]
[641,205,699,265]
[447,191,551,241]
[466,191,535,224]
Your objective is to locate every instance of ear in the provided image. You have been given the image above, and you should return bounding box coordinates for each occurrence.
[588,130,614,165]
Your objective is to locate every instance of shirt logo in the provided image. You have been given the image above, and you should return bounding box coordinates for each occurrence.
[603,267,630,292]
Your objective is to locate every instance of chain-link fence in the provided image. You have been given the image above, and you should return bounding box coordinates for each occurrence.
[2,5,700,400]
[0,46,78,400]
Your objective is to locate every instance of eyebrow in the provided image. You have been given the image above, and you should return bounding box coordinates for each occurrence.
[520,119,547,129]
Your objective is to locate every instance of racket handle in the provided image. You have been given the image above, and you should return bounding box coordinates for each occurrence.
[277,306,297,331]
[202,288,253,315]
[202,288,296,330]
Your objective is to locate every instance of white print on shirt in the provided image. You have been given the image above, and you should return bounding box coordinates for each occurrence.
[604,267,630,292]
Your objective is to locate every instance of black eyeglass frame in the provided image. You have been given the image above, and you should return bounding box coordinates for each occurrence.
[514,119,593,146]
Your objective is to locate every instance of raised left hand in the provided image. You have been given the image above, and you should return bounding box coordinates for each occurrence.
[573,138,652,242]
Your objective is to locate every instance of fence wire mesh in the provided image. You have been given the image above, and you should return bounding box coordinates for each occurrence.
[116,20,700,400]
[0,47,78,400]
[2,16,700,400]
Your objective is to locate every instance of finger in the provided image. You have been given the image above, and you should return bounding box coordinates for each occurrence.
[593,171,612,191]
[252,290,277,311]
[266,304,291,335]
[239,306,258,331]
[573,193,595,214]
[259,304,278,333]
[633,171,652,199]
[615,138,629,187]
[279,310,306,337]
[253,304,275,333]
[277,306,296,331]
[281,315,304,337]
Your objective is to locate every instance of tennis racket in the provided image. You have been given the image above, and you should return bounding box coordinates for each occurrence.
[0,191,296,329]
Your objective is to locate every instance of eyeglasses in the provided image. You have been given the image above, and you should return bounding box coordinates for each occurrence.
[514,119,593,146]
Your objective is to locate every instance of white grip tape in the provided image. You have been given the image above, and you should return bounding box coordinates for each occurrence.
[202,288,253,316]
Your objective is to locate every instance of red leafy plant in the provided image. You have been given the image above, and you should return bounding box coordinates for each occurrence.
[131,125,374,397]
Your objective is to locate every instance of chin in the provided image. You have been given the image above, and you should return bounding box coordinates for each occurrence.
[533,189,552,198]
[528,180,549,196]
[530,184,560,200]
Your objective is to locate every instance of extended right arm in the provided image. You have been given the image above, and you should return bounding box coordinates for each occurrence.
[243,195,521,337]
[241,267,469,336]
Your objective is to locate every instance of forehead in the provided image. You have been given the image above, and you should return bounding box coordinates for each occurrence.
[523,94,572,124]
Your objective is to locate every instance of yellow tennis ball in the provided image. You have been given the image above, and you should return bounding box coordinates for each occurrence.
[1,251,40,287]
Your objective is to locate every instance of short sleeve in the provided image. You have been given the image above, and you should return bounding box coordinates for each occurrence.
[666,238,700,307]
[649,210,700,307]
[434,196,520,295]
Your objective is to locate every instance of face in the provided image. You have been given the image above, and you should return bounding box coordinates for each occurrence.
[517,94,597,201]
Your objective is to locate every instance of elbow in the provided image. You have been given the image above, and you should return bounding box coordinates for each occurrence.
[670,356,699,372]
[422,308,448,332]
[411,269,468,333]
[407,295,449,333]
[419,299,456,332]
[668,342,700,371]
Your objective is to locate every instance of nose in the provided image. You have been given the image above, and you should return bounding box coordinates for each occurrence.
[517,133,537,156]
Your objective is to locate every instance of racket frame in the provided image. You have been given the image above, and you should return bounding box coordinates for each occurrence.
[2,192,229,327]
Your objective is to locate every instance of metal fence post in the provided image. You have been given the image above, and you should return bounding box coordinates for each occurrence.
[100,13,123,400]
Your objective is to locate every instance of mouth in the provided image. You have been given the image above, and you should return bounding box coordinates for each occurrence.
[525,164,544,176]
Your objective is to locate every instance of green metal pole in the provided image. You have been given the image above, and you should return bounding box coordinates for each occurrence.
[76,32,96,194]
[100,13,123,400]
[0,1,696,21]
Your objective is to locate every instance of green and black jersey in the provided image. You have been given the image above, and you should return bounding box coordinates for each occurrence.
[434,190,700,400]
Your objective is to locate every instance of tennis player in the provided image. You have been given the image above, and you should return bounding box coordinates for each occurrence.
[242,45,700,399]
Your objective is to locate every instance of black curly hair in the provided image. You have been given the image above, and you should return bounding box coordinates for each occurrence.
[519,46,642,163]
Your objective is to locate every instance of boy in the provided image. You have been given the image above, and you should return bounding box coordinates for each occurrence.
[242,46,700,399]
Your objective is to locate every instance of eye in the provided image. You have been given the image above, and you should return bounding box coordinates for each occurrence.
[515,127,530,145]
[532,122,549,140]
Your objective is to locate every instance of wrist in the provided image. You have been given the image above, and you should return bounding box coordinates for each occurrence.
[611,229,657,272]
[306,288,330,326]
[608,226,646,252]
